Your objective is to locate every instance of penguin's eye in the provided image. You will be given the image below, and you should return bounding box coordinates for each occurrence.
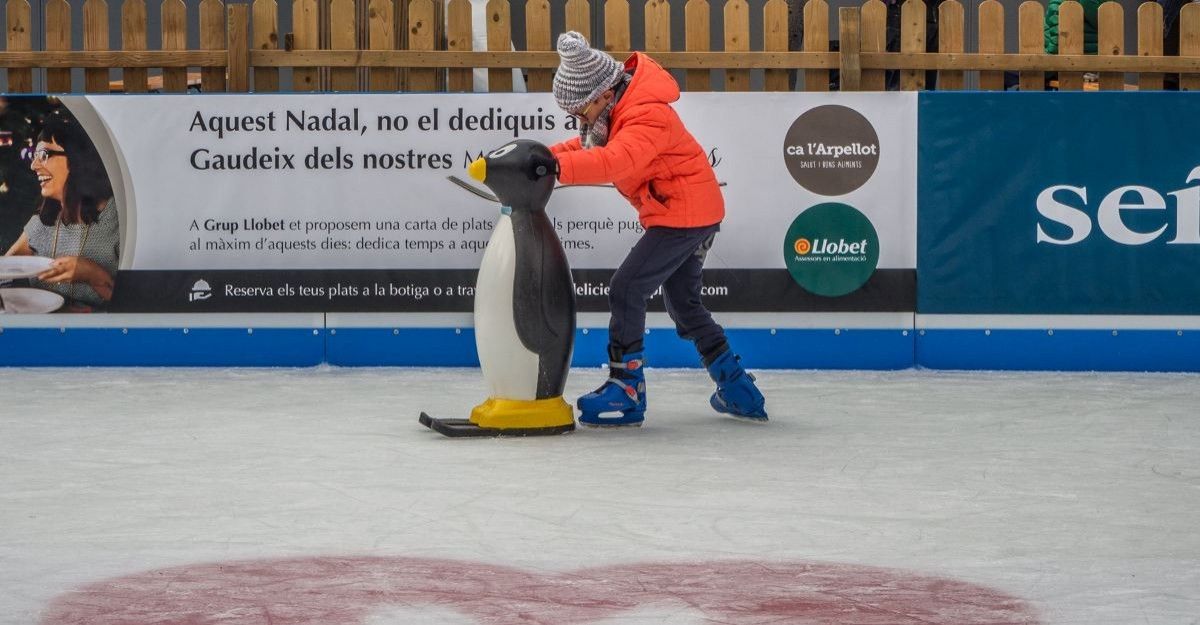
[488,144,517,159]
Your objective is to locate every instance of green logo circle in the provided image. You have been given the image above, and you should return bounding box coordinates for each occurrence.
[783,203,880,297]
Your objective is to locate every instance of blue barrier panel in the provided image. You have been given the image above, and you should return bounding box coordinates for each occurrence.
[916,328,1200,372]
[0,327,325,366]
[714,328,913,370]
[325,326,915,370]
[324,327,480,367]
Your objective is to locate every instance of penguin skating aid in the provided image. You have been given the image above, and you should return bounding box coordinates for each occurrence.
[420,140,577,438]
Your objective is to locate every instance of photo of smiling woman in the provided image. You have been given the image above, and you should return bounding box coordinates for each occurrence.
[4,109,119,311]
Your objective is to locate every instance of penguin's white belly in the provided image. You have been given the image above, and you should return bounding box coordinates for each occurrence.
[474,215,540,400]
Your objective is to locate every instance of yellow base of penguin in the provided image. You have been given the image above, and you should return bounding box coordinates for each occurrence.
[419,396,575,437]
[470,396,575,430]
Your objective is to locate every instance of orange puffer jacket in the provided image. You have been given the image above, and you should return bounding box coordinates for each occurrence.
[551,52,724,229]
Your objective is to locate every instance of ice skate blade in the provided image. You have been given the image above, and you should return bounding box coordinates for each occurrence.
[421,413,575,438]
[577,412,645,428]
[724,414,769,423]
[711,397,768,423]
[579,421,643,428]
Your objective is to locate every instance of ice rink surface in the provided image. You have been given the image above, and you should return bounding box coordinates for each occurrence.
[1,365,1198,624]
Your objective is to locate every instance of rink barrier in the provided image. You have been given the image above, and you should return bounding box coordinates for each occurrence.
[0,314,326,367]
[320,312,916,369]
[0,312,916,369]
[4,313,1200,370]
[914,315,1200,372]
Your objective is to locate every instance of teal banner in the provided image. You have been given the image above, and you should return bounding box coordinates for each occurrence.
[918,93,1200,314]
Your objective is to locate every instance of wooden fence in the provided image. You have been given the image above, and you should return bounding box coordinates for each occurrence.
[2,0,1199,93]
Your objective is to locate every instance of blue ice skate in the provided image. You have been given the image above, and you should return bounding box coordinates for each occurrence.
[705,350,768,421]
[577,351,646,427]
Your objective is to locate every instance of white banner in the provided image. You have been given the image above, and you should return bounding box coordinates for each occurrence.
[75,93,915,272]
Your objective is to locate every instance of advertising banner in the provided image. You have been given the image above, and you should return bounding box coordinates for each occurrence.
[919,92,1200,315]
[0,93,916,316]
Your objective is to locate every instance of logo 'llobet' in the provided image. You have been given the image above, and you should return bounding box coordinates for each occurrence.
[784,203,881,297]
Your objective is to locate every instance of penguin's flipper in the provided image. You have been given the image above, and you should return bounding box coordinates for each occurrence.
[512,216,576,357]
[426,417,574,438]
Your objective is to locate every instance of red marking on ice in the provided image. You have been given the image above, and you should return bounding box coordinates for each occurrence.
[39,557,1041,624]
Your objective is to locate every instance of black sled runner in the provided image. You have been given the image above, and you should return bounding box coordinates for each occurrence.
[419,412,574,438]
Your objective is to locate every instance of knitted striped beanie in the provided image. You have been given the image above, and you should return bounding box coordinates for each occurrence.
[552,32,624,114]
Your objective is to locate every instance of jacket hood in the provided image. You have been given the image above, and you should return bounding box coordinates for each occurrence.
[615,52,680,112]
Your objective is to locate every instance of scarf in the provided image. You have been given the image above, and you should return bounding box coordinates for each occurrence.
[581,72,631,149]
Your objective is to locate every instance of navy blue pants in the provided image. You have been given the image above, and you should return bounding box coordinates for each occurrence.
[607,224,728,361]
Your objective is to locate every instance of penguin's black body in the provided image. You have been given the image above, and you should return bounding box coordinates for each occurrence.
[422,140,577,437]
[490,140,576,399]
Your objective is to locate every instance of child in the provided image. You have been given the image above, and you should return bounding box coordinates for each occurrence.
[548,31,767,427]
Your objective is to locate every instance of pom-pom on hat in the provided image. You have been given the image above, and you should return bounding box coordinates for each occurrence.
[552,31,625,114]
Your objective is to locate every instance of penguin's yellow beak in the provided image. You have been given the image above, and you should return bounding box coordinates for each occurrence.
[468,158,486,183]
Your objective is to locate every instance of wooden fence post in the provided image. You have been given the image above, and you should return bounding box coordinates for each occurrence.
[605,0,630,55]
[1182,3,1200,91]
[407,0,436,91]
[938,0,964,90]
[861,0,886,90]
[1137,1,1163,90]
[253,0,280,92]
[366,0,397,92]
[725,0,750,91]
[839,6,861,91]
[161,0,187,92]
[445,0,472,92]
[1097,1,1123,90]
[525,0,552,92]
[645,0,670,54]
[1058,0,1083,90]
[900,0,925,90]
[84,0,109,93]
[763,0,788,91]
[200,0,226,92]
[1018,1,1043,91]
[565,0,589,39]
[228,3,250,91]
[977,0,1004,91]
[803,0,828,91]
[122,0,148,92]
[5,0,34,93]
[684,0,711,91]
[486,0,512,92]
[293,0,319,90]
[330,0,357,90]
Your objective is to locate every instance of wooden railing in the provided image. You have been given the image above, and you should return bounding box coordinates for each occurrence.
[2,0,1198,93]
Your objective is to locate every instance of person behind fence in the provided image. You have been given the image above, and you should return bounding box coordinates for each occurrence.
[4,111,119,310]
[1044,0,1103,55]
[885,0,945,90]
[1160,0,1198,90]
[547,31,768,427]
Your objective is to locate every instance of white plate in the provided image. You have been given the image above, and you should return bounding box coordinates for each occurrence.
[0,287,66,314]
[0,256,53,280]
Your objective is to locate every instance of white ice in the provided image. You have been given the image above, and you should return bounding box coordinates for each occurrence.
[0,366,1197,624]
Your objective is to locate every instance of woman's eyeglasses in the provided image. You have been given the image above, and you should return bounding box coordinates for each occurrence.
[572,100,597,121]
[32,147,67,164]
